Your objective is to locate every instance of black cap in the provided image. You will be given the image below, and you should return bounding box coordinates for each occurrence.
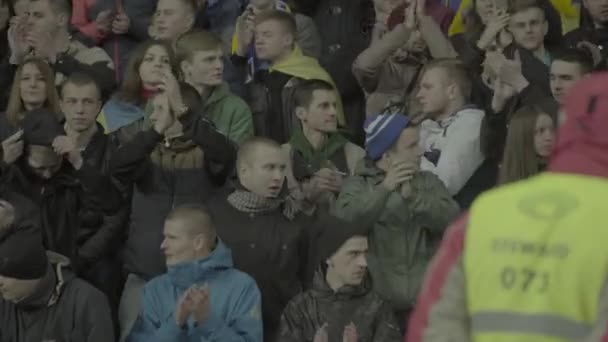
[21,108,64,147]
[315,214,371,264]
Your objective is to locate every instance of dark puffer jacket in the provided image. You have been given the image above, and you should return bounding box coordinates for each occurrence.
[279,268,402,342]
[111,112,236,281]
[2,158,118,270]
[208,192,312,342]
[0,252,114,342]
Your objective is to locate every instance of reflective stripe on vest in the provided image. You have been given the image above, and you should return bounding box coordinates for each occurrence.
[464,173,608,342]
[472,311,591,340]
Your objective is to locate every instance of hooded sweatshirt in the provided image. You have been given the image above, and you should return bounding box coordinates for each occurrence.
[420,107,485,196]
[407,73,608,342]
[126,241,263,342]
[203,83,254,145]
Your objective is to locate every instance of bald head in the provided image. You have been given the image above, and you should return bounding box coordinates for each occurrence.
[236,137,283,172]
[236,137,286,198]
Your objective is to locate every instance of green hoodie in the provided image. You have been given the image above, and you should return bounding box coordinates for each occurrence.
[204,83,254,144]
[333,159,460,309]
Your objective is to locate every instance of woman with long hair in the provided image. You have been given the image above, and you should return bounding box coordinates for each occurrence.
[498,105,556,184]
[98,40,178,144]
[1,58,61,137]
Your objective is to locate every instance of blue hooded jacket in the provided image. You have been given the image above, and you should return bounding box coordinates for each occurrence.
[127,241,263,342]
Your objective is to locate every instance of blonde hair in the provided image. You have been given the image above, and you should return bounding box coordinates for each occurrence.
[175,30,223,64]
[5,58,61,127]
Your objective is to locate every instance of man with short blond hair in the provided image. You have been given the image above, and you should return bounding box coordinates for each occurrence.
[176,30,253,144]
[127,204,263,342]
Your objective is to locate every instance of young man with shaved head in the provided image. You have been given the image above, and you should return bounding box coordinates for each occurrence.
[209,137,313,342]
[127,204,263,342]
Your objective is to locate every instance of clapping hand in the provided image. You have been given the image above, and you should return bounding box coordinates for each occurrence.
[174,285,211,327]
[382,160,417,192]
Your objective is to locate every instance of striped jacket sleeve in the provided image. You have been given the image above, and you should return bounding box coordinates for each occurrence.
[407,213,608,342]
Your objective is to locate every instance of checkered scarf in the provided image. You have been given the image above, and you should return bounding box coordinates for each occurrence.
[227,189,299,220]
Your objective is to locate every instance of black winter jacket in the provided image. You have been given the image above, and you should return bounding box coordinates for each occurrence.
[0,253,114,342]
[1,157,118,269]
[77,124,129,265]
[111,111,236,280]
[208,193,313,342]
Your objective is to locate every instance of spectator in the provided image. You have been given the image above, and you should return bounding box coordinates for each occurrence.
[8,0,116,96]
[148,0,195,44]
[334,113,459,326]
[1,59,61,142]
[98,40,176,145]
[241,10,339,144]
[0,198,114,342]
[416,59,485,203]
[501,0,554,94]
[564,0,608,65]
[70,0,158,83]
[110,82,236,341]
[498,105,556,184]
[194,0,247,97]
[208,137,312,342]
[176,30,254,145]
[485,48,591,165]
[449,0,564,62]
[283,79,365,214]
[278,216,402,342]
[2,109,119,267]
[354,0,458,116]
[59,72,127,326]
[234,0,321,83]
[550,48,594,105]
[407,72,608,342]
[311,0,376,145]
[127,204,263,342]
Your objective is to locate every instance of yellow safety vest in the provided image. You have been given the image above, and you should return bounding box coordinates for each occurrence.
[464,173,608,342]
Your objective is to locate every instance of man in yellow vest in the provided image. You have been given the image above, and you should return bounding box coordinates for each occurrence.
[406,71,608,342]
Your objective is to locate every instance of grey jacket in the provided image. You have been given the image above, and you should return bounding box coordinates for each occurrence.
[333,160,460,309]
